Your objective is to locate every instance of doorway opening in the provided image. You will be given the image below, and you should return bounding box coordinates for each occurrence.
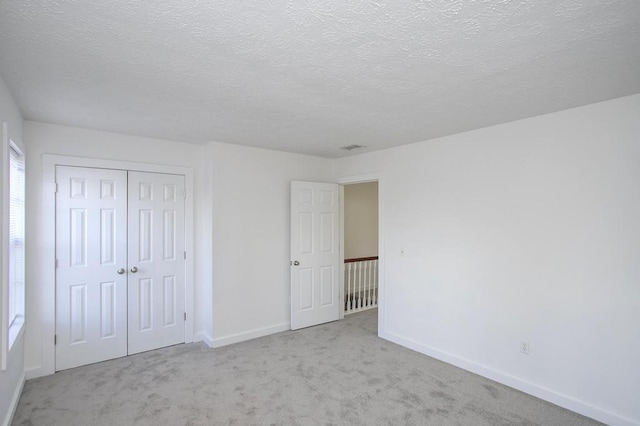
[342,181,378,316]
[289,177,383,333]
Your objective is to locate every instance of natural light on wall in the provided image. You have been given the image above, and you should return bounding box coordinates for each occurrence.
[1,122,25,370]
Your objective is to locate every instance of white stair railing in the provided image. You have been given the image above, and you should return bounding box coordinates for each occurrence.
[344,257,378,314]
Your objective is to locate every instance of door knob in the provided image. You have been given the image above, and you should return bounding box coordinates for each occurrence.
[293,261,300,266]
[130,266,138,273]
[117,268,125,275]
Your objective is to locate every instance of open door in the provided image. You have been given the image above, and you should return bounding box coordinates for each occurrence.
[290,181,340,330]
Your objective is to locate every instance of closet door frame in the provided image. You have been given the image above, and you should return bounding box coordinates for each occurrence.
[40,154,195,376]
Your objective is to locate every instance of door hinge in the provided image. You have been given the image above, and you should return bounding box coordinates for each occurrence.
[55,259,59,269]
[183,189,187,199]
[184,312,187,321]
[54,334,57,345]
[184,251,187,260]
[53,182,58,193]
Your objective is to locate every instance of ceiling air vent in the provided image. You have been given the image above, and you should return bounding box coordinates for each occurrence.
[340,144,366,151]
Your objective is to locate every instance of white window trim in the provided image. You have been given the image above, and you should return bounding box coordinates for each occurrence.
[2,122,26,370]
[0,122,7,371]
[7,142,25,350]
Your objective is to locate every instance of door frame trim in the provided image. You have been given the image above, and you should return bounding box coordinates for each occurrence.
[337,173,384,335]
[41,154,195,376]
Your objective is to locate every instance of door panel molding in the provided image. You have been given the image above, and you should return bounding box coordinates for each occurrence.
[40,155,195,377]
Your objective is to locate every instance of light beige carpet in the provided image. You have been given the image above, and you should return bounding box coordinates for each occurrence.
[13,309,601,425]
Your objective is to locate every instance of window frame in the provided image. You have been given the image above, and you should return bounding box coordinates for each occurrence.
[8,142,25,337]
[1,122,25,370]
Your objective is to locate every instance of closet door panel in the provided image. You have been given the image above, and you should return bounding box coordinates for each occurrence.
[127,171,186,354]
[55,166,128,371]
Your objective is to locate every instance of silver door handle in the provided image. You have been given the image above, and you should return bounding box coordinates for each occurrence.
[130,266,138,273]
[117,268,125,275]
[293,261,300,266]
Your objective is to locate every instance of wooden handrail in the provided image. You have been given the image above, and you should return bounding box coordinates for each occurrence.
[344,256,378,263]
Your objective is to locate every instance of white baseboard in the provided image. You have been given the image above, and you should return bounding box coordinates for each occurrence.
[212,322,290,348]
[194,331,213,348]
[379,330,637,426]
[2,371,25,426]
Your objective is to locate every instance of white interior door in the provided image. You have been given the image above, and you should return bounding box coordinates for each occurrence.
[290,181,340,330]
[56,167,186,370]
[127,171,186,354]
[55,166,128,371]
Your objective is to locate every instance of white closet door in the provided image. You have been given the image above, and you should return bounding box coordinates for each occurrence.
[127,171,186,354]
[55,166,128,371]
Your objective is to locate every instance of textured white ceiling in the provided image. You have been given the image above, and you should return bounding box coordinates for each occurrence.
[0,1,639,158]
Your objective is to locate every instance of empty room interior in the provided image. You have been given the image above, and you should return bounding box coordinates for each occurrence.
[1,1,639,425]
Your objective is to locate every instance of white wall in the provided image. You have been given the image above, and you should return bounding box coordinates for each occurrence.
[22,122,212,376]
[344,182,378,259]
[334,94,640,426]
[208,142,333,346]
[0,74,25,426]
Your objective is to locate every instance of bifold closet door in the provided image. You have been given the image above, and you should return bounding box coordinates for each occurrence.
[127,171,186,355]
[55,166,128,371]
[55,167,186,371]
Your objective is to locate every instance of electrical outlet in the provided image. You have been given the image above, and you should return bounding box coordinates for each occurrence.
[520,340,530,355]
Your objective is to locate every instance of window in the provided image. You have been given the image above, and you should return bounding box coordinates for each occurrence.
[7,141,25,347]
